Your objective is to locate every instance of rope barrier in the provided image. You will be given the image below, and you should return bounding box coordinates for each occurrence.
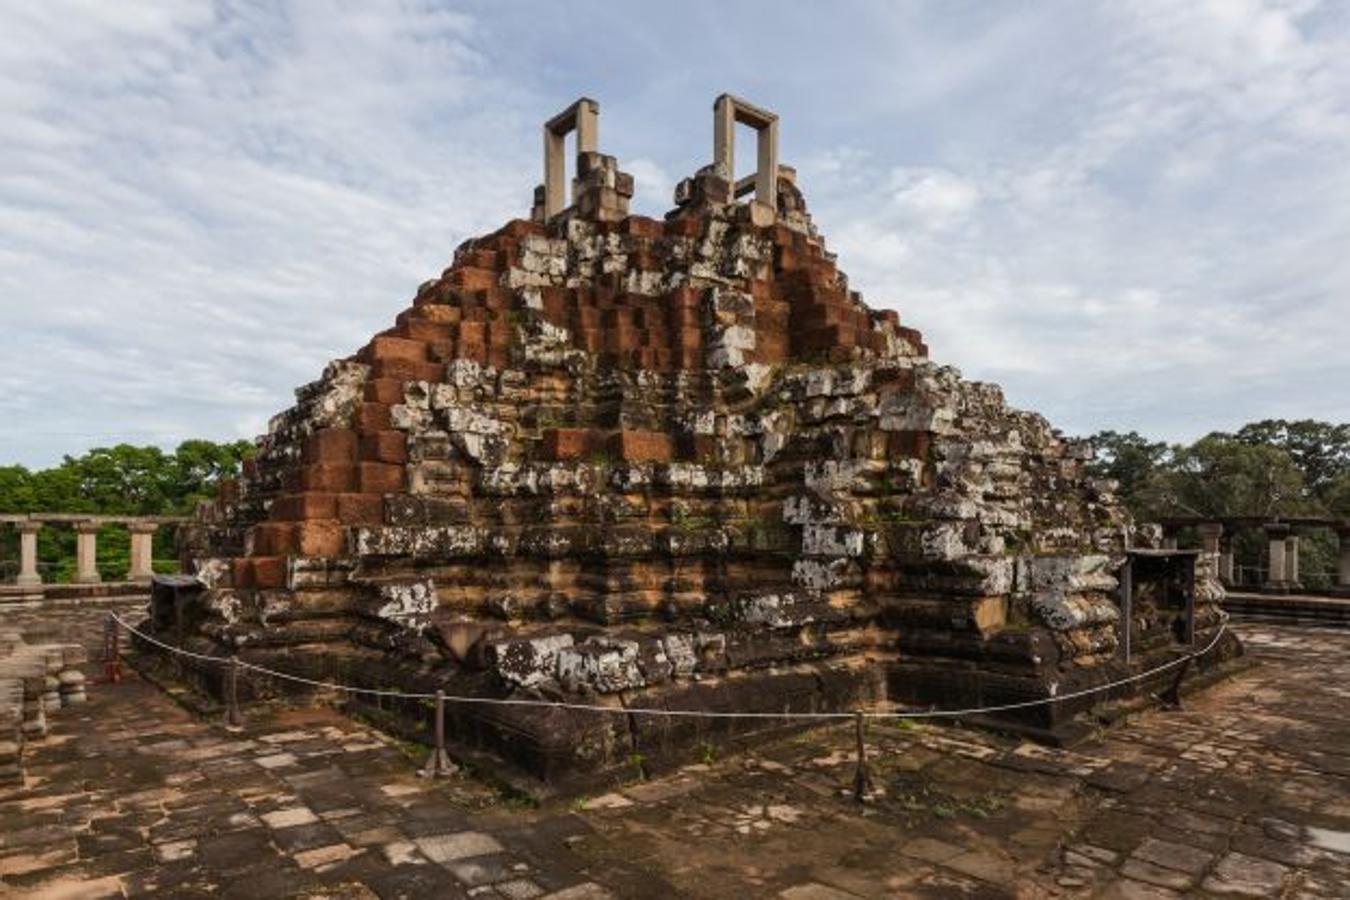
[108,611,1229,723]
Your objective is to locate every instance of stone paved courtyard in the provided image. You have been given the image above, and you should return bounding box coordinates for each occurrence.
[2,603,1348,898]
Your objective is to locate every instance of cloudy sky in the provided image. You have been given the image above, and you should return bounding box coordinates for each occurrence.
[2,0,1348,468]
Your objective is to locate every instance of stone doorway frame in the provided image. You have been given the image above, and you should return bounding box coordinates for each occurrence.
[713,93,779,212]
[542,97,599,219]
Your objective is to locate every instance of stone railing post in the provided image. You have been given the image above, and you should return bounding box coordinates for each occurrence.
[1264,523,1289,591]
[1197,521,1227,585]
[1285,534,1301,589]
[1196,522,1222,556]
[1337,524,1350,588]
[74,521,102,584]
[127,521,158,583]
[1218,534,1236,585]
[16,521,42,587]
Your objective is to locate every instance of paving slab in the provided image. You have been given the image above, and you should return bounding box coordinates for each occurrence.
[1,606,1348,898]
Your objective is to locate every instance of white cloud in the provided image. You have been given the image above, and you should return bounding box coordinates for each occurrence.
[887,168,980,230]
[1,0,1347,467]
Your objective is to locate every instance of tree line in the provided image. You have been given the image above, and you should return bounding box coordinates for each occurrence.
[1087,419,1350,586]
[0,440,252,582]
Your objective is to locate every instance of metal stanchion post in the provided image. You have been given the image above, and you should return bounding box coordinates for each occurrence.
[224,656,243,729]
[101,615,123,684]
[851,710,874,803]
[420,689,457,778]
[1156,655,1192,710]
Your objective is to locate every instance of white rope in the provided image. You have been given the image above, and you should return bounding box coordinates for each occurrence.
[110,612,1229,722]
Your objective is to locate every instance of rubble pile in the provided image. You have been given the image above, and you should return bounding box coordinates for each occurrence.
[0,629,88,786]
[169,96,1239,787]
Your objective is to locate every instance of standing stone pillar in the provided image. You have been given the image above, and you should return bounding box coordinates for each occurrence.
[1197,522,1222,555]
[1337,525,1350,588]
[126,521,158,583]
[1162,533,1178,551]
[1218,542,1235,585]
[74,521,102,584]
[1285,534,1301,588]
[1197,522,1224,587]
[1264,524,1289,590]
[16,521,42,587]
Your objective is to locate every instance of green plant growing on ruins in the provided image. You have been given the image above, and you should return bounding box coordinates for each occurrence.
[671,505,714,531]
[1004,528,1035,555]
[627,751,647,781]
[700,741,719,765]
[703,601,736,629]
[534,407,564,429]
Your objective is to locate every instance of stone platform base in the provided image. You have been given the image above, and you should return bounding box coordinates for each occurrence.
[129,622,1245,796]
[0,582,150,606]
[1223,591,1350,627]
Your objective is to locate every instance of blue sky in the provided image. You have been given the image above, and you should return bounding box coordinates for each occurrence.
[2,0,1348,468]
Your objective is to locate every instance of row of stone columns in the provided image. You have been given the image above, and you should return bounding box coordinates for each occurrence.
[13,521,159,586]
[1185,521,1350,590]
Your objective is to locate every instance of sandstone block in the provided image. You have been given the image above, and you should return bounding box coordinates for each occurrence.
[358,462,405,494]
[302,428,358,465]
[542,428,605,461]
[337,493,384,526]
[447,267,500,292]
[359,431,408,464]
[366,335,428,364]
[458,321,487,344]
[415,304,463,324]
[271,493,338,522]
[364,378,407,405]
[355,402,392,432]
[664,215,702,238]
[251,522,297,556]
[295,521,345,557]
[298,463,356,493]
[886,430,933,459]
[253,556,288,588]
[609,430,674,463]
[231,557,255,588]
[399,320,454,344]
[372,358,443,382]
[620,216,662,238]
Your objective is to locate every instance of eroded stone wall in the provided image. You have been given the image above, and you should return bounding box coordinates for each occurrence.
[171,157,1235,785]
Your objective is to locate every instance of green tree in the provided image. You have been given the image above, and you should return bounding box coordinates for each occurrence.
[1086,430,1171,518]
[1148,434,1310,520]
[1233,419,1350,497]
[1324,470,1350,518]
[0,438,252,581]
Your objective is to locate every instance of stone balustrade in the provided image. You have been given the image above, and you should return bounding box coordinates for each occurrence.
[1,514,189,592]
[1157,516,1350,594]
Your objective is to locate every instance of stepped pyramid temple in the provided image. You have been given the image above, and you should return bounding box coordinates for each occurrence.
[164,96,1240,788]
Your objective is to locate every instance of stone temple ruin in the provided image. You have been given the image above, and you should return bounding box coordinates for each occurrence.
[163,96,1241,789]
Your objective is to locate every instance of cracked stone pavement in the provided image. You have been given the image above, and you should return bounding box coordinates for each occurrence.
[2,603,1347,898]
